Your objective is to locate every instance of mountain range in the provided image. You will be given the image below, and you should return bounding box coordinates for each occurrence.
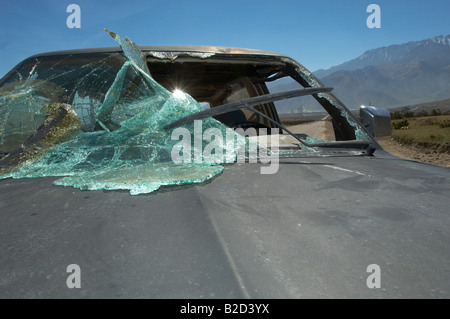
[271,35,450,112]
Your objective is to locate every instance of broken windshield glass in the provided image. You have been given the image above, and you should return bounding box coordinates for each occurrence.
[0,30,248,194]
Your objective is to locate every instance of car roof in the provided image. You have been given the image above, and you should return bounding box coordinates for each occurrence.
[29,45,289,59]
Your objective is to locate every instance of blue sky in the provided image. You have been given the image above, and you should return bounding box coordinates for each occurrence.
[0,0,449,77]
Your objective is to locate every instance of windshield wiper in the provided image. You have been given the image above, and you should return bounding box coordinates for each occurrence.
[165,87,331,130]
[165,87,375,155]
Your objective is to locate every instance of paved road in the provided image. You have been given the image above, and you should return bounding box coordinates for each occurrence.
[286,120,335,141]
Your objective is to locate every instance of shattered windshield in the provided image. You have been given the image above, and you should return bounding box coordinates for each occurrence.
[0,30,371,194]
[0,31,251,194]
[0,53,127,137]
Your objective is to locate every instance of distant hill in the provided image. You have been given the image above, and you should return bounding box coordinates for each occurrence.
[315,35,450,78]
[271,35,450,113]
[390,98,450,114]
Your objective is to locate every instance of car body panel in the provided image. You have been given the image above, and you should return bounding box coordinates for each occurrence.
[1,152,448,298]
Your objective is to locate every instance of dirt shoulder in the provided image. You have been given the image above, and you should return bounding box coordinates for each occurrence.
[285,120,450,168]
[376,137,450,168]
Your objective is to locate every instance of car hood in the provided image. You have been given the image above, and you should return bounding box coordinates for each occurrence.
[0,151,449,298]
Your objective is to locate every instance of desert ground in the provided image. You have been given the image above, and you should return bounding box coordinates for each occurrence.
[376,137,450,168]
[287,120,449,168]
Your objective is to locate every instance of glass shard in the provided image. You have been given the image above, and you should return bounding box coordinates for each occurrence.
[0,30,246,195]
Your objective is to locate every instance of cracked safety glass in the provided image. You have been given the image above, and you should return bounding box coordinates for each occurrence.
[0,30,247,194]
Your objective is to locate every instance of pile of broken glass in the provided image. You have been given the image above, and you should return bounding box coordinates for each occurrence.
[0,30,247,194]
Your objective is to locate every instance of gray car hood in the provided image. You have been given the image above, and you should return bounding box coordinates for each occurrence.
[0,151,449,298]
